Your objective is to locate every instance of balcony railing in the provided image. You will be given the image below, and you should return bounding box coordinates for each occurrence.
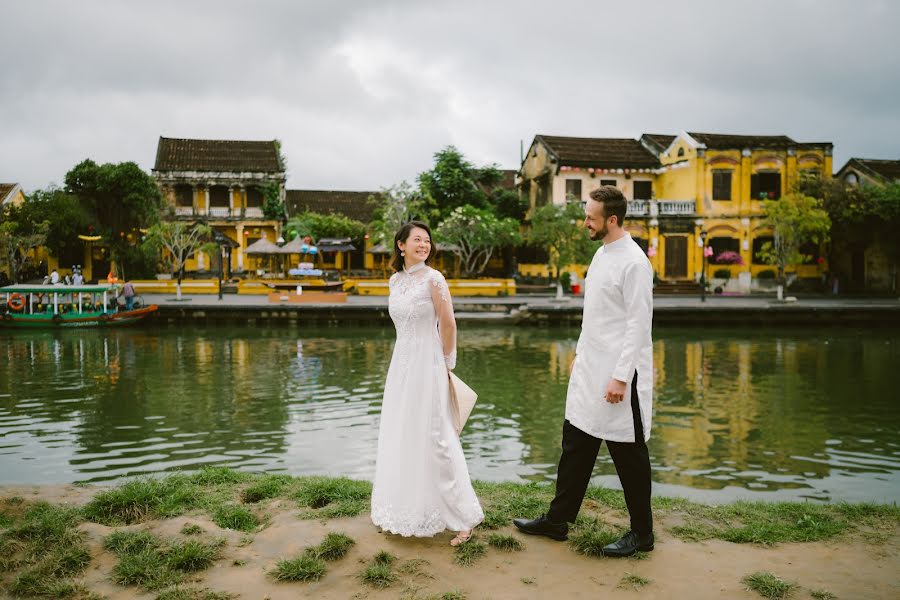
[658,200,695,215]
[626,199,695,217]
[208,206,232,218]
[627,200,649,216]
[170,206,271,220]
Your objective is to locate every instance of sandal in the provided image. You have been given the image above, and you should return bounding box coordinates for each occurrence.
[450,529,473,547]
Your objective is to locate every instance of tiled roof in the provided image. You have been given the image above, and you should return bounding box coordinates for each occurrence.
[844,158,900,182]
[154,137,283,172]
[687,132,798,150]
[285,189,381,223]
[536,135,660,168]
[640,134,677,154]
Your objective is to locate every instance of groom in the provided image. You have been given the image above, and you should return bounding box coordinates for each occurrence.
[514,185,655,557]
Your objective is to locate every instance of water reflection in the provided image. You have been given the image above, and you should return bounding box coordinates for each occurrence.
[0,326,897,503]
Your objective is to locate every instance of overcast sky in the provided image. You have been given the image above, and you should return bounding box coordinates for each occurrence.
[2,0,898,193]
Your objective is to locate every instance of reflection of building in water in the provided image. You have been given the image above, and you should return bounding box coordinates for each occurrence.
[650,335,834,490]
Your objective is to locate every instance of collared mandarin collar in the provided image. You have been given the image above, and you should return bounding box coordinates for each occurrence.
[602,232,632,253]
[403,261,427,274]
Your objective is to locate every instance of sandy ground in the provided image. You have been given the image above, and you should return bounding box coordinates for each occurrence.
[1,484,898,600]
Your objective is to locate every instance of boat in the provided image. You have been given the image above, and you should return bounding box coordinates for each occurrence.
[0,284,157,328]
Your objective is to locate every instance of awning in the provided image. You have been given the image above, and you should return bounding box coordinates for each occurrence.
[244,237,282,255]
[317,238,356,253]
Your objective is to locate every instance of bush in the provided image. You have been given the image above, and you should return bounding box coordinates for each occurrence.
[713,268,732,280]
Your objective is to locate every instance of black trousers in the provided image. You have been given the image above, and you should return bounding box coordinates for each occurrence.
[546,372,653,536]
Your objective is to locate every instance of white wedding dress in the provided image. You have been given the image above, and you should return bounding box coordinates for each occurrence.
[370,262,484,537]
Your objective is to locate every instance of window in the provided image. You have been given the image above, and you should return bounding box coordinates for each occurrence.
[844,172,859,186]
[750,172,781,200]
[175,185,193,207]
[633,181,652,199]
[799,241,820,264]
[708,237,740,263]
[246,187,264,207]
[712,171,732,201]
[752,236,774,265]
[565,179,582,202]
[677,147,685,157]
[209,185,229,207]
[600,179,617,187]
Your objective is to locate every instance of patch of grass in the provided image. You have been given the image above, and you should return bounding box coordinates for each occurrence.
[569,518,622,557]
[486,533,523,551]
[295,477,371,519]
[452,536,487,566]
[584,485,628,511]
[438,591,467,600]
[373,550,396,566]
[165,539,222,572]
[232,559,246,566]
[240,474,292,503]
[619,573,651,589]
[397,558,432,578]
[83,476,198,525]
[155,586,236,600]
[810,590,836,600]
[190,466,251,487]
[5,502,82,549]
[308,532,355,561]
[360,562,397,588]
[180,523,204,536]
[212,505,259,532]
[521,577,535,585]
[742,571,797,599]
[112,548,180,590]
[2,503,91,596]
[104,530,161,555]
[270,554,327,582]
[0,511,13,529]
[472,481,553,530]
[630,550,650,560]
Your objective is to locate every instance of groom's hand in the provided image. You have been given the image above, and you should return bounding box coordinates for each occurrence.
[604,378,627,403]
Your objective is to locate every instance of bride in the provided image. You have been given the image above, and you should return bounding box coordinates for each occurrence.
[370,221,484,546]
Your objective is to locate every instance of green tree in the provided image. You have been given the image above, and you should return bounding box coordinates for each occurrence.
[367,182,427,246]
[757,192,831,298]
[22,186,91,262]
[489,187,529,221]
[435,205,521,277]
[286,211,366,242]
[527,203,595,296]
[143,221,215,300]
[259,182,286,221]
[418,146,505,222]
[0,204,49,283]
[64,159,163,278]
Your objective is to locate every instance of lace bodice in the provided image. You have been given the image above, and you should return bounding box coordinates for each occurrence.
[388,264,456,369]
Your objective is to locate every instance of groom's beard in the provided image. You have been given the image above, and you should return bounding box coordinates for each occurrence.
[589,222,608,241]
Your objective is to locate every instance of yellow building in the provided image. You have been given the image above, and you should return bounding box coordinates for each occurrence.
[0,183,25,208]
[152,137,284,276]
[518,132,833,291]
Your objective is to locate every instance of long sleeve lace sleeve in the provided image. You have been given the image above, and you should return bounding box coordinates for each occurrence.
[429,270,457,370]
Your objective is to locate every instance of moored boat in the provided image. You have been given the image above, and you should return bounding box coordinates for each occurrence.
[0,284,157,328]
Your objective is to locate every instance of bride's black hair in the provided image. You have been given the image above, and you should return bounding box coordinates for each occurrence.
[391,221,435,273]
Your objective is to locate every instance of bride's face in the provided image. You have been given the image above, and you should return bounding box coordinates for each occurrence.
[398,227,432,265]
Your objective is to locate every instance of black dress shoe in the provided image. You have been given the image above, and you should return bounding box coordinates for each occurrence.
[512,514,568,541]
[601,530,654,557]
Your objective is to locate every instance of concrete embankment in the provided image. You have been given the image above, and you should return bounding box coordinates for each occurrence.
[143,294,900,327]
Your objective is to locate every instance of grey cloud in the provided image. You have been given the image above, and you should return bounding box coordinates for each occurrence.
[1,0,898,192]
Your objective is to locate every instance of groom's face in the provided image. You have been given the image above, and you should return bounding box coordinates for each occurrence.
[584,199,609,241]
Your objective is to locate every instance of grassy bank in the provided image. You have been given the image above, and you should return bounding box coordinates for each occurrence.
[0,468,897,598]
